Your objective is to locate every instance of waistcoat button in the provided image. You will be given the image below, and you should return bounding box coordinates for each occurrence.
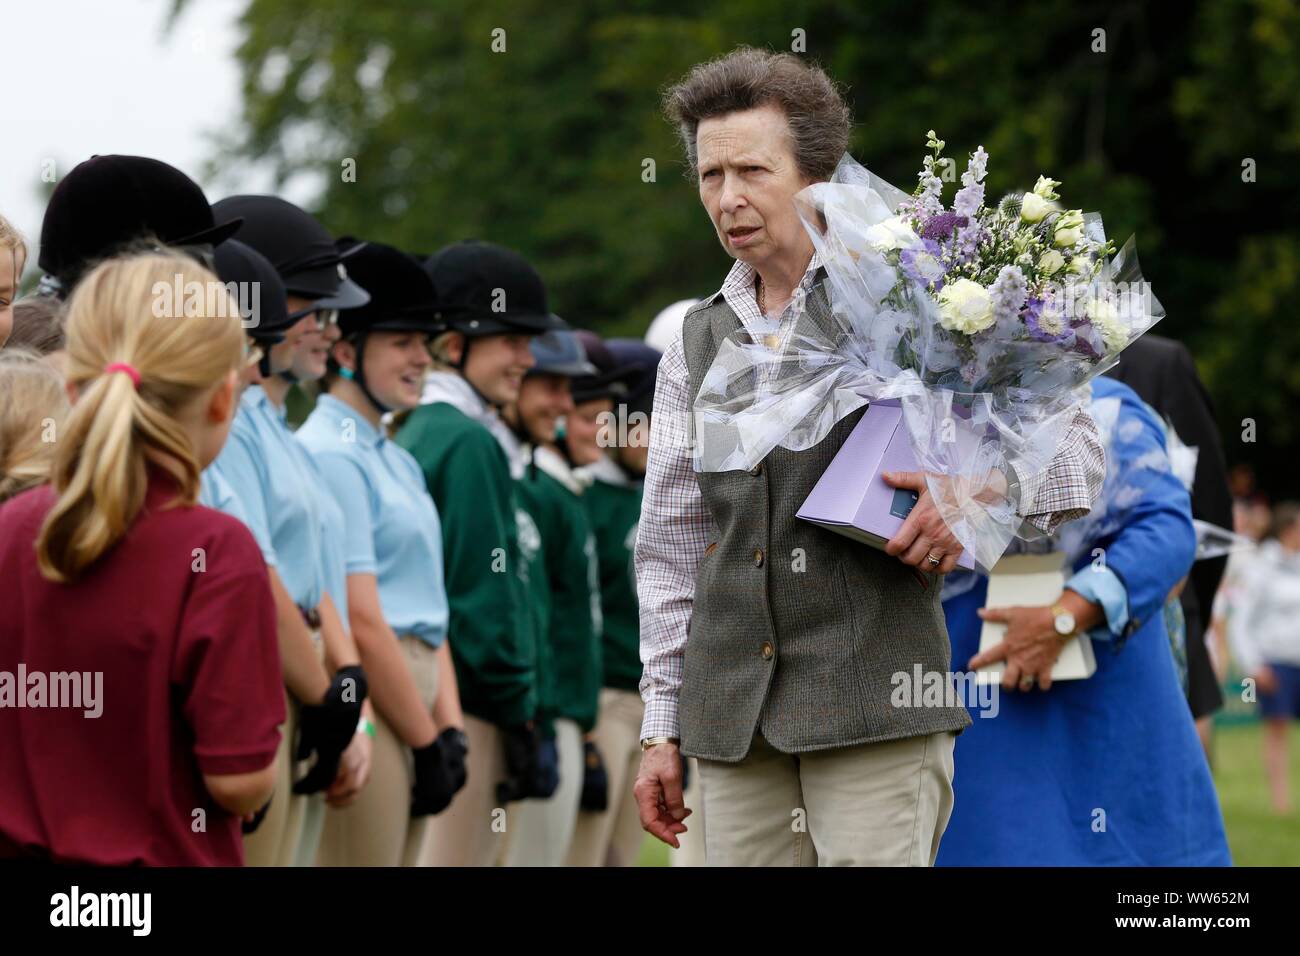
[760,641,774,661]
[753,548,764,567]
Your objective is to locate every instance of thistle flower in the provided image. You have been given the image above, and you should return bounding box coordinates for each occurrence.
[920,211,969,240]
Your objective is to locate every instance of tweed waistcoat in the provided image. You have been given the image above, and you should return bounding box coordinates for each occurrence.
[679,281,972,762]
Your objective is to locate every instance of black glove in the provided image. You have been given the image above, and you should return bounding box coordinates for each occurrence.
[497,723,540,805]
[439,726,469,796]
[531,734,560,799]
[410,727,469,816]
[241,795,273,834]
[579,740,608,812]
[292,665,368,795]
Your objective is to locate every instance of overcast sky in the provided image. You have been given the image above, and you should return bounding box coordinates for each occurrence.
[3,0,311,284]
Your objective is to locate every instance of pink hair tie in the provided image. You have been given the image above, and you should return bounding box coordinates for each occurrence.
[104,362,142,390]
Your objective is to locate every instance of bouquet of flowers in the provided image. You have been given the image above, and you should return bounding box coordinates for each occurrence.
[692,132,1165,569]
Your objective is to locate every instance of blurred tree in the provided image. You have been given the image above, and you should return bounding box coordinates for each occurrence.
[177,0,1299,492]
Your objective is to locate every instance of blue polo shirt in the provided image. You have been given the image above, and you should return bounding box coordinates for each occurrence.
[297,394,449,648]
[206,385,339,615]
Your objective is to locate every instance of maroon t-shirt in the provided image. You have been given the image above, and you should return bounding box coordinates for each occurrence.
[0,471,284,866]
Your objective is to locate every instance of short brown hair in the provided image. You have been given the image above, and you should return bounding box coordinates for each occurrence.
[663,46,851,182]
[7,296,67,355]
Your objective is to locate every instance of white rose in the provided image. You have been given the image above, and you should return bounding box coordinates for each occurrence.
[1087,297,1129,352]
[1069,256,1094,277]
[937,278,996,334]
[864,215,920,251]
[1039,249,1065,276]
[1033,175,1062,199]
[1053,209,1085,248]
[1020,191,1058,223]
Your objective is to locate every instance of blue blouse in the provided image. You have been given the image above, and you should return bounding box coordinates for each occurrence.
[205,385,347,621]
[297,395,448,648]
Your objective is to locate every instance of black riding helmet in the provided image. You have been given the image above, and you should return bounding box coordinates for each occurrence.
[605,339,663,417]
[424,241,568,339]
[423,241,568,408]
[211,195,370,311]
[332,239,441,414]
[37,154,243,298]
[211,195,370,382]
[570,329,636,405]
[213,239,293,378]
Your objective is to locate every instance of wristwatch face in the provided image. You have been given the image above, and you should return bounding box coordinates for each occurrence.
[1054,611,1076,636]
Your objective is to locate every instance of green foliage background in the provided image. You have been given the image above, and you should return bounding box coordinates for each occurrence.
[180,0,1300,494]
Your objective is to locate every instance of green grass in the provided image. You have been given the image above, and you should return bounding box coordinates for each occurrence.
[637,833,670,867]
[1210,721,1300,866]
[634,720,1300,866]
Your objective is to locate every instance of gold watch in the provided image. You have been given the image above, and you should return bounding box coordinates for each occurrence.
[1050,602,1077,639]
[641,736,680,751]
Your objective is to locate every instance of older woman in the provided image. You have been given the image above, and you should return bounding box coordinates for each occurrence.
[937,376,1231,865]
[633,47,1106,866]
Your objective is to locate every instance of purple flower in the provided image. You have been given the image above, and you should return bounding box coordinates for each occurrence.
[920,212,969,240]
[1023,297,1071,343]
[900,240,947,287]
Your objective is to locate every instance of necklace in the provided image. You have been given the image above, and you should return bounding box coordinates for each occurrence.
[757,275,766,314]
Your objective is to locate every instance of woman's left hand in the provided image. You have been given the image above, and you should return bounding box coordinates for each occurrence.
[970,605,1068,692]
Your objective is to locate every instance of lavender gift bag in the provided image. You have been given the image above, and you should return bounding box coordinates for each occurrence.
[796,400,976,570]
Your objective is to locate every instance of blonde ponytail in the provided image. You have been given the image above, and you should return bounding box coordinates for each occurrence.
[35,252,245,582]
[0,349,68,503]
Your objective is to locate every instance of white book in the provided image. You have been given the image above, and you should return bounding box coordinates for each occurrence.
[974,552,1096,685]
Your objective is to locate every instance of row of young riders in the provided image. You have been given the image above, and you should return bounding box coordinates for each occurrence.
[0,155,662,866]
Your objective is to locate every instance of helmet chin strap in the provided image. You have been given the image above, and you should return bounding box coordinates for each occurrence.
[341,333,393,415]
[454,335,504,410]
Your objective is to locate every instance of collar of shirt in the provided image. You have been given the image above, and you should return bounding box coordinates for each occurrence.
[316,393,384,449]
[420,369,488,418]
[534,445,591,495]
[577,452,636,489]
[421,370,527,477]
[241,383,290,425]
[712,250,823,345]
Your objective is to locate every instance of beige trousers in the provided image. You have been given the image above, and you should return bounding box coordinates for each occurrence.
[316,636,440,867]
[418,713,506,866]
[566,688,649,867]
[697,730,956,866]
[244,632,327,867]
[242,687,299,867]
[670,757,706,867]
[500,717,583,866]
